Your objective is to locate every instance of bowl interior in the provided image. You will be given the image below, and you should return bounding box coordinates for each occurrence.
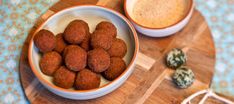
[30,6,137,91]
[125,0,192,29]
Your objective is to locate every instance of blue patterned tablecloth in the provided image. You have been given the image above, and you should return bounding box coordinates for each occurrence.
[0,0,234,103]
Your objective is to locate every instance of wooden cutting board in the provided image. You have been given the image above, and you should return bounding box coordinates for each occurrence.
[19,0,228,103]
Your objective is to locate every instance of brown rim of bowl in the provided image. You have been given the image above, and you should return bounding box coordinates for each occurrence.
[124,0,194,29]
[28,5,139,93]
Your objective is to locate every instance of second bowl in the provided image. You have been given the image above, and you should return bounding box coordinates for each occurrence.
[124,0,194,37]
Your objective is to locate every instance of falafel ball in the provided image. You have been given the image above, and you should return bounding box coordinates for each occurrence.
[80,19,90,33]
[65,45,87,71]
[80,21,90,51]
[39,51,62,76]
[91,30,113,50]
[102,57,126,81]
[80,32,90,51]
[75,69,100,90]
[96,21,117,38]
[54,33,67,53]
[64,20,88,44]
[53,66,76,89]
[63,45,78,57]
[107,38,127,58]
[88,48,110,73]
[34,29,56,53]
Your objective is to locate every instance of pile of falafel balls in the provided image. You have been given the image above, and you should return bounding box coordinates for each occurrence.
[33,20,127,90]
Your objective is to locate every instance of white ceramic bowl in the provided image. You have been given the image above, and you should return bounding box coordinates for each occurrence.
[28,5,139,100]
[124,0,194,37]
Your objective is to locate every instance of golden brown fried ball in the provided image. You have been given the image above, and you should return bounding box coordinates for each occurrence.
[54,33,67,53]
[96,21,117,38]
[53,66,76,89]
[65,45,87,71]
[80,20,90,33]
[75,69,100,90]
[107,38,127,58]
[102,57,126,81]
[63,45,78,57]
[88,48,110,73]
[39,51,62,76]
[80,20,90,50]
[91,30,113,50]
[64,20,88,44]
[80,32,91,51]
[34,29,56,53]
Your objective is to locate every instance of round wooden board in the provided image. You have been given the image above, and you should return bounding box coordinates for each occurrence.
[19,0,221,103]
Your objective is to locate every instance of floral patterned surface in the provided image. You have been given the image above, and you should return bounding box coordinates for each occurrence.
[0,0,234,103]
[195,0,234,95]
[0,0,58,103]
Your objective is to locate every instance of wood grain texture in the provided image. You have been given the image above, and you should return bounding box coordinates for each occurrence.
[18,0,232,103]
